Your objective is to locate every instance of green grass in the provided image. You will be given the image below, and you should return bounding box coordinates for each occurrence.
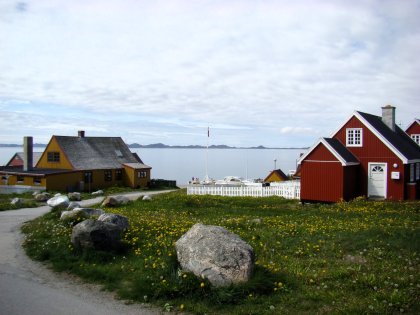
[0,192,41,211]
[22,191,420,314]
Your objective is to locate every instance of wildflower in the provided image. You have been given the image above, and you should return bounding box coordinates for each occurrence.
[200,282,205,288]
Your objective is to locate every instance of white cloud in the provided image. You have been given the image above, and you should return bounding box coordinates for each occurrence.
[0,0,419,147]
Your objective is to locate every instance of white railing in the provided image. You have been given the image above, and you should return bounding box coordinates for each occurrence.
[187,181,300,199]
[0,185,46,194]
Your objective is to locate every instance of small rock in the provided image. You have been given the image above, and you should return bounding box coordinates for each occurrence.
[98,213,129,230]
[34,192,51,202]
[68,192,81,201]
[11,198,23,206]
[142,195,152,201]
[67,202,81,210]
[54,193,62,197]
[60,209,88,223]
[71,219,123,251]
[91,190,104,196]
[47,195,70,209]
[101,195,130,207]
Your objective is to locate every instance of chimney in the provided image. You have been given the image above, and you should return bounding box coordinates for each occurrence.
[381,105,396,131]
[23,136,33,171]
[78,130,85,138]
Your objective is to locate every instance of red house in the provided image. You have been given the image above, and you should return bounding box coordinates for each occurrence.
[298,106,420,202]
[406,119,420,145]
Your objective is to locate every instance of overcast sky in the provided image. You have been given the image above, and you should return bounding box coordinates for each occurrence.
[0,0,419,147]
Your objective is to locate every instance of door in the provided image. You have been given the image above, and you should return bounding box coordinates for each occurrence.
[368,163,386,198]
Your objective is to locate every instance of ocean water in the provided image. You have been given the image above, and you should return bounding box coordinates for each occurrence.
[0,147,306,185]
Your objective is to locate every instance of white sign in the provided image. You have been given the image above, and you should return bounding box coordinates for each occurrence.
[391,172,400,180]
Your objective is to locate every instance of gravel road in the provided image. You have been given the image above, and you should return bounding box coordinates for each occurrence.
[0,191,175,315]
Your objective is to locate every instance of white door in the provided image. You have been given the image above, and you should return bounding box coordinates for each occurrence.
[368,163,387,198]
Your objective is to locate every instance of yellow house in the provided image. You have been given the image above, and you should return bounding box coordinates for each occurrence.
[264,169,289,183]
[0,131,151,192]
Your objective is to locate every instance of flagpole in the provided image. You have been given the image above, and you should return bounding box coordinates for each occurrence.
[205,126,209,182]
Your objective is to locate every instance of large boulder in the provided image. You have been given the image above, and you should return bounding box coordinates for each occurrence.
[71,219,122,251]
[68,192,81,201]
[34,192,51,202]
[47,195,70,209]
[101,195,130,207]
[175,223,255,287]
[98,213,129,230]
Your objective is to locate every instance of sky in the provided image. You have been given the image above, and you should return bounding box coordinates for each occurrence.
[0,0,419,147]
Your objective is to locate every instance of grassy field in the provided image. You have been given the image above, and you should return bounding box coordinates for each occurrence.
[0,191,41,211]
[22,190,419,314]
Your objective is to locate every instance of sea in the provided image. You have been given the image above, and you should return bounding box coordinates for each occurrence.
[0,147,307,185]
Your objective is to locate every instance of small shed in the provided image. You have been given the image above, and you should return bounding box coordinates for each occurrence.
[299,138,360,203]
[264,169,289,183]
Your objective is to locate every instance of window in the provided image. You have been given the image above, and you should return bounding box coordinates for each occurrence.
[104,170,112,182]
[346,128,363,147]
[47,152,60,162]
[416,163,420,181]
[33,177,42,185]
[115,169,123,180]
[138,171,147,178]
[411,134,420,145]
[84,171,93,183]
[17,175,24,183]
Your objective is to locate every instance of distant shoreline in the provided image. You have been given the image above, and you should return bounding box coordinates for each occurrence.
[0,143,308,150]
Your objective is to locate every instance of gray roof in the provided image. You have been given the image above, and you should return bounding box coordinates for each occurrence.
[123,162,151,169]
[54,136,142,170]
[323,138,360,164]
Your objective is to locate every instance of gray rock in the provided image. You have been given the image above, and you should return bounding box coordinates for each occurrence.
[68,192,81,201]
[91,190,104,196]
[60,209,88,223]
[101,195,130,207]
[54,193,62,197]
[11,198,23,206]
[71,219,122,251]
[98,213,129,230]
[175,223,255,287]
[47,195,70,209]
[67,201,81,210]
[34,192,51,202]
[75,207,105,217]
[142,195,152,201]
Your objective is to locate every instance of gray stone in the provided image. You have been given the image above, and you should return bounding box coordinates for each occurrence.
[75,207,105,217]
[67,201,81,210]
[54,193,62,197]
[98,213,129,230]
[34,192,51,202]
[101,195,130,207]
[60,209,88,223]
[47,195,70,209]
[71,219,122,251]
[91,190,104,196]
[68,192,81,201]
[142,195,152,201]
[11,198,23,206]
[175,223,255,287]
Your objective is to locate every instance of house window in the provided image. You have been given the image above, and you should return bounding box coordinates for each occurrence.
[47,152,60,162]
[84,171,93,183]
[411,134,420,145]
[138,171,147,178]
[346,128,363,147]
[104,170,112,182]
[410,164,415,182]
[115,170,123,180]
[17,175,24,183]
[33,177,42,185]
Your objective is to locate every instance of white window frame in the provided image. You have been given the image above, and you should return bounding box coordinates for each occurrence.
[411,134,420,145]
[346,128,363,147]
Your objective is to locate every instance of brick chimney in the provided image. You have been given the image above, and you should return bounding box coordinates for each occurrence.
[381,105,396,131]
[78,130,85,138]
[23,136,33,171]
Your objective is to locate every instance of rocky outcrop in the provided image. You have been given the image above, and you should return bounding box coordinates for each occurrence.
[98,213,129,230]
[71,219,122,251]
[175,223,255,287]
[101,195,130,207]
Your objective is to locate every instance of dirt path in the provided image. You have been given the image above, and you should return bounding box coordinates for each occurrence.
[0,190,175,315]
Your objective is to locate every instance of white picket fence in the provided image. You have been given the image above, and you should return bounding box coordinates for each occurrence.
[187,181,300,199]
